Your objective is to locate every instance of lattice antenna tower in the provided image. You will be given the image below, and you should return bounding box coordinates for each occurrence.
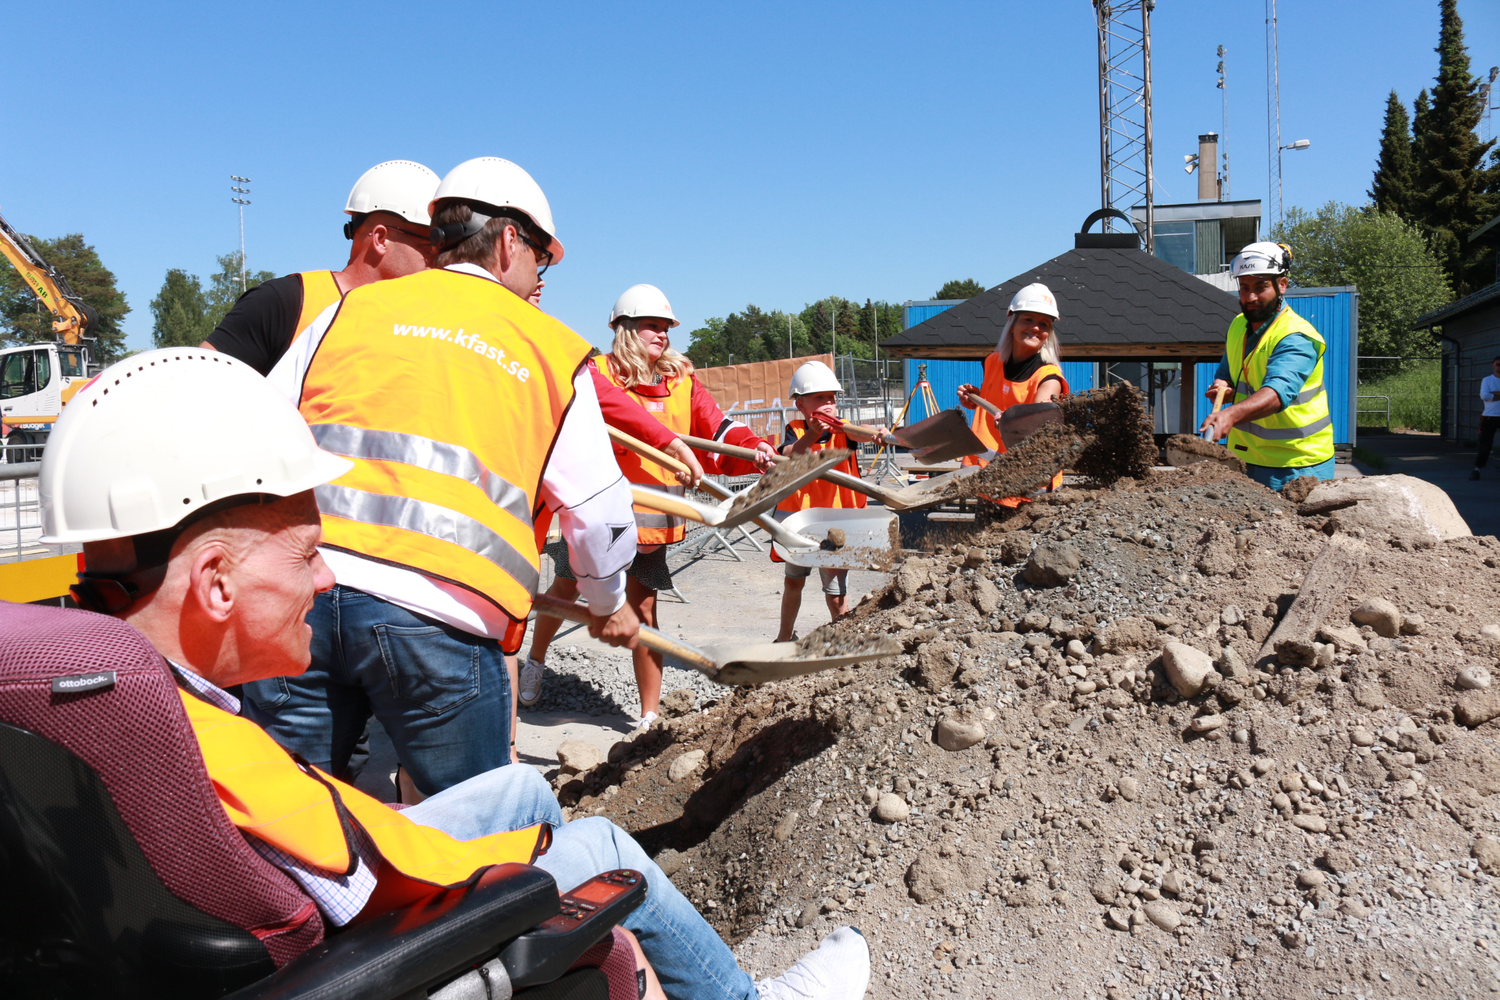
[1093,0,1155,253]
[1265,0,1283,233]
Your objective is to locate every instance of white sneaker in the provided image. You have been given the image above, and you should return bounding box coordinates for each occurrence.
[756,927,869,1000]
[519,657,545,707]
[633,710,659,731]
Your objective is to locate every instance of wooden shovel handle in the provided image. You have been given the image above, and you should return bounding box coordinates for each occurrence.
[681,433,766,463]
[1210,385,1229,413]
[607,425,693,477]
[532,594,719,674]
[630,487,715,524]
[968,394,1001,418]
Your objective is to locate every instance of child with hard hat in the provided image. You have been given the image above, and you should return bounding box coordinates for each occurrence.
[772,360,891,642]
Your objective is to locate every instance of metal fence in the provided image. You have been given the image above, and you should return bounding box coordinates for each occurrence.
[0,443,43,564]
[1356,356,1441,433]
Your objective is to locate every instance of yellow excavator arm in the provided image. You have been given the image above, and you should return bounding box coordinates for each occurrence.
[0,208,96,344]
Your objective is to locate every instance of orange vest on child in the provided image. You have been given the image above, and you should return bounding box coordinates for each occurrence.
[179,690,548,918]
[961,353,1069,506]
[776,422,866,512]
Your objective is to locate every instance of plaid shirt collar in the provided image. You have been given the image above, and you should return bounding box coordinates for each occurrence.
[166,660,242,715]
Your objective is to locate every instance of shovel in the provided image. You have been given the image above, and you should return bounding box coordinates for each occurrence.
[997,402,1064,449]
[681,434,984,513]
[886,408,989,464]
[609,428,898,569]
[1163,386,1245,472]
[533,594,900,685]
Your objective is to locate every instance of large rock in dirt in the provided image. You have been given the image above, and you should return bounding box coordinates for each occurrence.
[1096,616,1157,653]
[1023,543,1081,588]
[875,793,911,823]
[557,739,604,774]
[659,688,697,718]
[1162,642,1217,697]
[1455,690,1500,728]
[1350,597,1402,638]
[1302,474,1471,545]
[998,535,1030,565]
[970,574,1002,615]
[905,857,951,903]
[935,712,986,751]
[916,639,962,690]
[1194,526,1237,576]
[1143,900,1182,932]
[668,749,706,782]
[1473,836,1500,875]
[895,557,937,599]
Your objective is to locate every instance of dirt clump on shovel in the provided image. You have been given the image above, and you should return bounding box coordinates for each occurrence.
[1164,432,1248,474]
[945,423,1092,502]
[725,448,851,519]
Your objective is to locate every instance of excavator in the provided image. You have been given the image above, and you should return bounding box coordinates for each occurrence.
[0,208,99,460]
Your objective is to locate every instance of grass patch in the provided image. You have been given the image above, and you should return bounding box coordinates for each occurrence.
[1357,359,1440,432]
[1351,445,1388,469]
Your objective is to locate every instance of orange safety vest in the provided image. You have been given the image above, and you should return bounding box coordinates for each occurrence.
[961,353,1069,505]
[299,267,592,621]
[776,422,866,513]
[178,690,547,916]
[597,358,694,546]
[292,270,343,345]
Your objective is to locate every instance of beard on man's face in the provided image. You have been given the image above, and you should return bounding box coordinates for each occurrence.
[1241,293,1282,325]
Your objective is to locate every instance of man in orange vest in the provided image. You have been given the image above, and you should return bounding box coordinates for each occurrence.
[38,348,873,1000]
[203,160,441,376]
[247,157,644,800]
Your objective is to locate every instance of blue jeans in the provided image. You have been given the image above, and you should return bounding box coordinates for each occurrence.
[243,585,512,796]
[1246,456,1336,492]
[407,765,756,1000]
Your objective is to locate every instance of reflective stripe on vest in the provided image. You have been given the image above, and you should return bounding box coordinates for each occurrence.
[179,690,546,903]
[294,270,342,345]
[299,267,590,618]
[776,422,865,513]
[1225,305,1335,468]
[598,358,694,545]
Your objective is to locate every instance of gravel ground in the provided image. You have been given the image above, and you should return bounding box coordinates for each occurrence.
[522,641,717,718]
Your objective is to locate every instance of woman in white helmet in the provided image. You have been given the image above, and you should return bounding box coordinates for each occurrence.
[955,282,1069,506]
[521,284,777,728]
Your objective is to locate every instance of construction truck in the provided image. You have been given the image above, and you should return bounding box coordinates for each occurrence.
[0,208,99,460]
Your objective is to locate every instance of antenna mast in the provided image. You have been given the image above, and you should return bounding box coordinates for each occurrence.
[1094,0,1155,253]
[1265,0,1283,233]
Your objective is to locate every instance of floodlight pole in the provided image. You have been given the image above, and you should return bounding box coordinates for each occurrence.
[231,175,253,292]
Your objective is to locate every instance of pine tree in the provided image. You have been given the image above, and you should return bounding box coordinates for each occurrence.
[150,269,211,348]
[1369,91,1416,220]
[1410,89,1434,217]
[1412,0,1498,294]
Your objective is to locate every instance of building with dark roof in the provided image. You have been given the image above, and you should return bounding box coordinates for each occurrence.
[1415,215,1500,444]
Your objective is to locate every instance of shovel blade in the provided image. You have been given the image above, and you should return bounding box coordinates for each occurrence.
[895,408,989,464]
[671,636,900,685]
[998,402,1064,449]
[770,507,899,570]
[714,450,852,529]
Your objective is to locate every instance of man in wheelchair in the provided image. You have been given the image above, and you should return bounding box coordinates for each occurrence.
[0,350,868,1000]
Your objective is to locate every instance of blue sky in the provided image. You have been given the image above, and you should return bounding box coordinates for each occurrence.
[3,1,1495,355]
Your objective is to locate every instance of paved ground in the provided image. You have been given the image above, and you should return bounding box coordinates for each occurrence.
[1352,429,1499,537]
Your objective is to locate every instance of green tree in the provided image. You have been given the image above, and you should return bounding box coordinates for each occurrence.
[0,232,130,362]
[1369,91,1417,218]
[1274,202,1451,358]
[150,269,211,348]
[933,279,985,299]
[206,251,276,331]
[1410,0,1498,294]
[683,297,905,367]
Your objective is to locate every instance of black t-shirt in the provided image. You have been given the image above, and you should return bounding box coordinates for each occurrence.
[205,273,306,377]
[1002,352,1063,389]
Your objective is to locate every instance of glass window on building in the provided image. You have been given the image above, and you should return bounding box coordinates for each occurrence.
[1154,221,1196,274]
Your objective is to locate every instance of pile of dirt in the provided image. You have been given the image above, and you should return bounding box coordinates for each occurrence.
[562,458,1500,998]
[727,448,852,519]
[946,424,1093,502]
[1165,433,1249,475]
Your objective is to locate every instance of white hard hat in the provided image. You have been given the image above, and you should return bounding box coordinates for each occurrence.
[790,360,842,397]
[40,349,353,544]
[1008,282,1059,320]
[1230,241,1292,278]
[428,157,563,263]
[344,160,441,227]
[609,284,679,328]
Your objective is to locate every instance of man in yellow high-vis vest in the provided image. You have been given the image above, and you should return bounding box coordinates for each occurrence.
[204,161,441,376]
[1199,241,1336,491]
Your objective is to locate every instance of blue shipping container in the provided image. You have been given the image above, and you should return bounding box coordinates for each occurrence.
[1189,286,1358,446]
